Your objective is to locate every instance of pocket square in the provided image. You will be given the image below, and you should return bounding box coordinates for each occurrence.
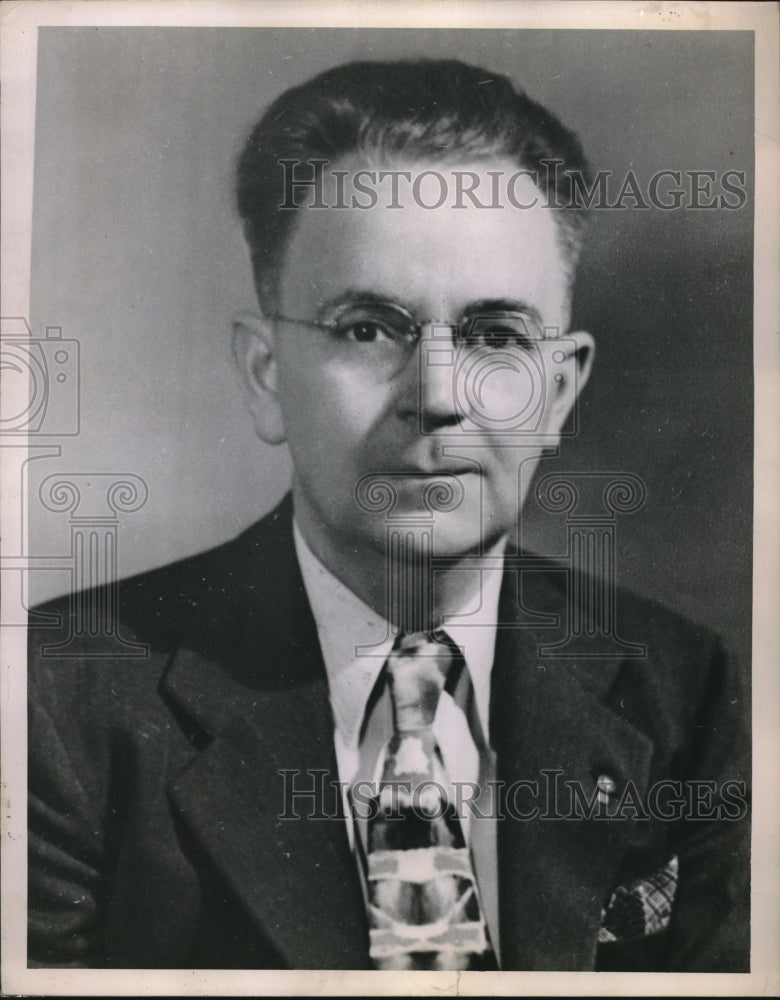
[598,855,679,943]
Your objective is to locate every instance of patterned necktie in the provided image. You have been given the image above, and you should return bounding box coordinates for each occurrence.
[365,631,495,970]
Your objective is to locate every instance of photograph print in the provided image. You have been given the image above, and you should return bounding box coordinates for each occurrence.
[6,16,761,979]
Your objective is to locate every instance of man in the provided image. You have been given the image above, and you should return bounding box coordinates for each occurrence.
[28,59,749,971]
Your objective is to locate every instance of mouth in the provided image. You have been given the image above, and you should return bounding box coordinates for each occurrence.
[393,465,478,477]
[355,466,477,516]
[393,449,480,478]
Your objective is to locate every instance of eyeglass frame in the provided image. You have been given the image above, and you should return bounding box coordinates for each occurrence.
[266,299,552,353]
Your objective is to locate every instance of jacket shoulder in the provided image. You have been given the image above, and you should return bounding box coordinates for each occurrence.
[29,497,295,657]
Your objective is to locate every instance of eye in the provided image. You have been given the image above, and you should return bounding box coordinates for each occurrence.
[330,306,414,346]
[341,320,394,344]
[476,323,519,349]
[465,313,538,351]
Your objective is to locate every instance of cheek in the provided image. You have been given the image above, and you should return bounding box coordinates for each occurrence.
[274,342,329,426]
[275,360,373,463]
[279,343,392,434]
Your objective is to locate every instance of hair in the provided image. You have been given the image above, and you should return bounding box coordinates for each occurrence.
[236,58,591,306]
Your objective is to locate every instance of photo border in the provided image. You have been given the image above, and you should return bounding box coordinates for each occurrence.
[2,1,777,995]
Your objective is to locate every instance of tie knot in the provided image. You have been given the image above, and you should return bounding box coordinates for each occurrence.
[386,631,455,732]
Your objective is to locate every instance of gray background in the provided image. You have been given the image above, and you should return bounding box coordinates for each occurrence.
[28,28,753,673]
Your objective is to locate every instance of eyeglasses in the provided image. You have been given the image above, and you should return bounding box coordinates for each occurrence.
[268,299,546,379]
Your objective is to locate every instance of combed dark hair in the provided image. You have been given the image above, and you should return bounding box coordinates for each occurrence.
[236,59,591,304]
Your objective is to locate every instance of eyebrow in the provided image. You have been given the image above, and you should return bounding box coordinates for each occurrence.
[316,289,405,318]
[461,298,544,328]
[318,290,544,326]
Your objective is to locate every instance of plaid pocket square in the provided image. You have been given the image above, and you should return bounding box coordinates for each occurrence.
[598,855,679,943]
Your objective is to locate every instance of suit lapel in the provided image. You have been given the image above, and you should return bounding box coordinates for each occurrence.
[492,565,654,970]
[161,500,370,969]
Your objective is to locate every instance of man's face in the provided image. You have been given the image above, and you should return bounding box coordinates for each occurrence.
[236,158,592,565]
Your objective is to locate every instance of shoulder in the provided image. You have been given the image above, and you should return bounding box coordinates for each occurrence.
[27,495,297,711]
[610,581,739,689]
[612,581,728,679]
[598,579,747,769]
[520,556,745,735]
[30,495,294,650]
[520,550,728,658]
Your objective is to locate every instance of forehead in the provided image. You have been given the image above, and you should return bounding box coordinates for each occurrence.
[277,158,572,326]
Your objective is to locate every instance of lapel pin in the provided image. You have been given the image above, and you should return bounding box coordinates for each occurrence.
[596,774,618,804]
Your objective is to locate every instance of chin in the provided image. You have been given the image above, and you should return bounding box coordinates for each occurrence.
[433,526,508,559]
[429,509,509,558]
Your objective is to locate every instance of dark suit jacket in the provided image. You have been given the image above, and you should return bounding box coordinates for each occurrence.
[28,495,750,971]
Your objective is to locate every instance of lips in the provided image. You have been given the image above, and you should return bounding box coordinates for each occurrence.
[393,445,481,477]
[393,464,478,477]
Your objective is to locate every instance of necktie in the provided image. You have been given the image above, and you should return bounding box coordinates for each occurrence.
[365,631,495,970]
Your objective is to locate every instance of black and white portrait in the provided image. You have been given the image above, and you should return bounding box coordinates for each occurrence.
[2,3,777,993]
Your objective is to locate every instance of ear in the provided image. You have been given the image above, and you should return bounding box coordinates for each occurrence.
[543,330,595,443]
[232,310,287,445]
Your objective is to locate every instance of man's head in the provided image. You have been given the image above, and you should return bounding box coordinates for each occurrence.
[232,59,594,590]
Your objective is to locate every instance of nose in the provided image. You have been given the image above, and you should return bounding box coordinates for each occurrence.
[402,324,464,431]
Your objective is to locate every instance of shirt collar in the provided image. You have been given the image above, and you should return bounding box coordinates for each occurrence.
[293,520,505,749]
